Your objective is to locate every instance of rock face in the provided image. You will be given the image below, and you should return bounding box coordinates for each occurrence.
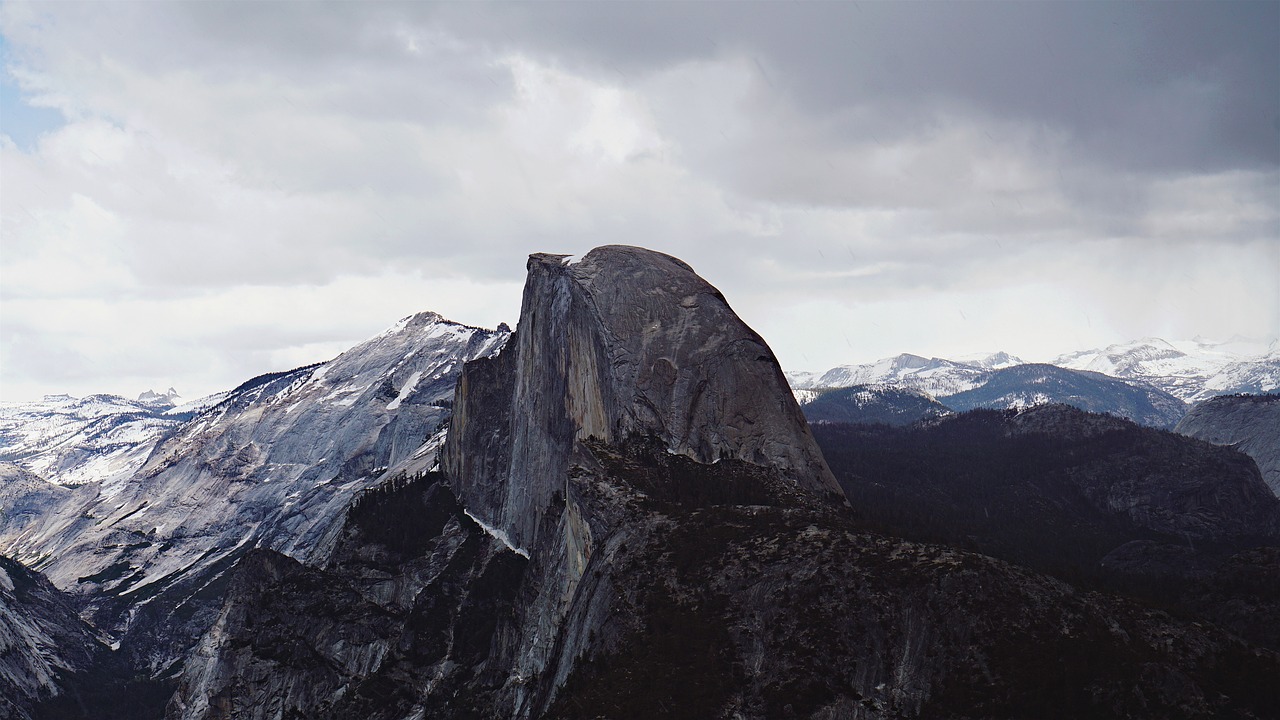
[1177,393,1280,497]
[443,246,844,551]
[0,555,106,720]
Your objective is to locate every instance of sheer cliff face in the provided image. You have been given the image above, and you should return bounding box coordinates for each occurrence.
[443,246,844,551]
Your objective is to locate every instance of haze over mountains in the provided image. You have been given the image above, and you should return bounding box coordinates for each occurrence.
[1,248,1277,719]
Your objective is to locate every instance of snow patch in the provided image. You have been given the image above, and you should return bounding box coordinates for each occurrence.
[463,510,530,558]
[386,371,424,411]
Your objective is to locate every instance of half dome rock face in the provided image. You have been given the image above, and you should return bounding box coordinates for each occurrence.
[444,245,844,551]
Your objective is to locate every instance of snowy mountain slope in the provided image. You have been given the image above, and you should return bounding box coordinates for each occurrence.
[798,353,994,397]
[0,394,184,489]
[137,387,182,407]
[950,350,1025,370]
[1055,337,1278,402]
[1197,350,1280,401]
[0,312,508,646]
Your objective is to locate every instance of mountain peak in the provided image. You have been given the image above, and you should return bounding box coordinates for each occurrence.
[137,387,181,405]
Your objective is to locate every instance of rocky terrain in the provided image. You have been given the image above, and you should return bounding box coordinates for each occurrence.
[0,393,184,490]
[1176,393,1280,497]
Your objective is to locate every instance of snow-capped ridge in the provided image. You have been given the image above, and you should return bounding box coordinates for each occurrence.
[792,337,1276,406]
[0,307,511,622]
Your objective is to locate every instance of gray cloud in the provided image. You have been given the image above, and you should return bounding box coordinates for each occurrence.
[434,1,1279,173]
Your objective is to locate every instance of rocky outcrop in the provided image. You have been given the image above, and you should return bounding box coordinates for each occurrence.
[1177,393,1280,497]
[443,246,844,552]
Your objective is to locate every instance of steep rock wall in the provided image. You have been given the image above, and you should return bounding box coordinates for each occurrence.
[443,246,843,552]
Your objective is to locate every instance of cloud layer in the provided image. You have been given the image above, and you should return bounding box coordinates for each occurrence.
[2,2,1277,400]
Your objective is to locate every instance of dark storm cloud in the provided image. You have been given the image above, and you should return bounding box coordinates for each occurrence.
[430,1,1279,174]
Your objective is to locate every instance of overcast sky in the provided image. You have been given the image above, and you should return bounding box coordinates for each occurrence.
[2,1,1277,402]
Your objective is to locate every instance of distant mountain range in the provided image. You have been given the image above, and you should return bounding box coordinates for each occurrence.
[788,337,1278,428]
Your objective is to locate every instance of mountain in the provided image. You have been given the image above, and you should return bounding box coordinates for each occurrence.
[800,384,952,426]
[0,312,508,697]
[1177,393,1280,497]
[6,247,1280,718]
[950,350,1024,369]
[1055,337,1280,402]
[794,364,1186,429]
[443,248,846,552]
[789,354,1189,428]
[166,247,1280,719]
[942,363,1187,428]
